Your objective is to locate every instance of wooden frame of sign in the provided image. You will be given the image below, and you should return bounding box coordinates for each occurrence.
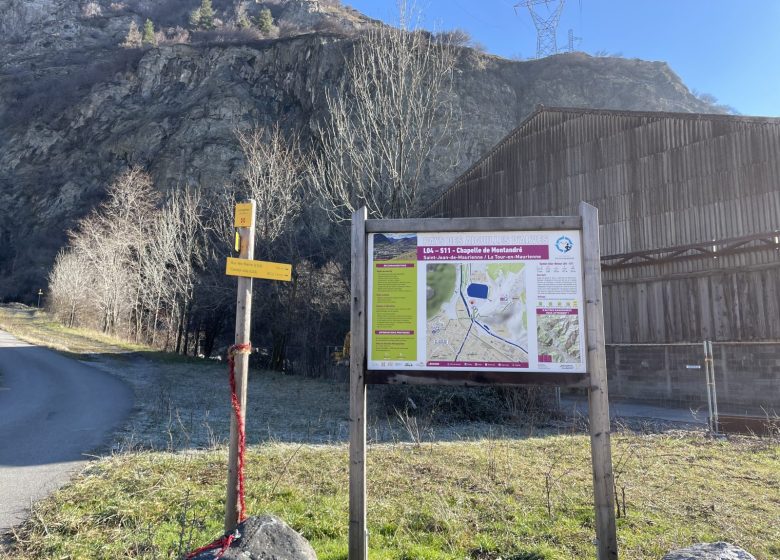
[348,202,617,560]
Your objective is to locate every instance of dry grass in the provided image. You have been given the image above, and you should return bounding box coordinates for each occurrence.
[2,305,778,558]
[0,305,548,451]
[0,305,147,356]
[4,434,779,559]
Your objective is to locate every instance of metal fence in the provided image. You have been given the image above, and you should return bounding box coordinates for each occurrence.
[604,341,780,421]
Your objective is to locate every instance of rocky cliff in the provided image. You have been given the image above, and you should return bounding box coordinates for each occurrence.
[0,0,718,301]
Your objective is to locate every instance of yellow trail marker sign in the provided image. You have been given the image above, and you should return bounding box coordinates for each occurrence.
[225,257,292,281]
[234,203,254,228]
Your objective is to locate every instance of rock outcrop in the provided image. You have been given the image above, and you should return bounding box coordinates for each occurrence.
[0,0,721,300]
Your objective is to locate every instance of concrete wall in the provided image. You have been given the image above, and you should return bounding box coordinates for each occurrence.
[605,343,780,416]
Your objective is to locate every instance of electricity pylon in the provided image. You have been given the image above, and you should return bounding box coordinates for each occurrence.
[514,0,566,58]
[566,28,582,52]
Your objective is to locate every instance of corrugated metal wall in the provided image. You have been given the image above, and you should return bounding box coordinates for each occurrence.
[425,107,780,343]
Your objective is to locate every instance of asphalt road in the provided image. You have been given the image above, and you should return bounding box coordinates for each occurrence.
[0,330,133,532]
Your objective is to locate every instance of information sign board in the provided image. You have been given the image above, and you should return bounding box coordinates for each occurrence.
[225,257,292,281]
[349,206,617,560]
[367,230,586,373]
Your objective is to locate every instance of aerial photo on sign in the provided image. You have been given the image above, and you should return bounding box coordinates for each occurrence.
[426,262,529,367]
[367,230,586,373]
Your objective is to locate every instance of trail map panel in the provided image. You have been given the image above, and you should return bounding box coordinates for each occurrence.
[367,230,586,373]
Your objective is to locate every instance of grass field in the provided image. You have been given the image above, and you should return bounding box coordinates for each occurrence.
[5,434,779,559]
[0,305,149,357]
[1,305,779,559]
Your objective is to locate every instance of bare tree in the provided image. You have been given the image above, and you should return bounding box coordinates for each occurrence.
[163,185,207,354]
[44,167,223,351]
[141,207,179,346]
[47,249,92,327]
[67,167,160,336]
[220,122,313,367]
[309,4,458,221]
[234,124,305,253]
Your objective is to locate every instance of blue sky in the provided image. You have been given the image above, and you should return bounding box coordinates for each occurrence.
[342,0,780,117]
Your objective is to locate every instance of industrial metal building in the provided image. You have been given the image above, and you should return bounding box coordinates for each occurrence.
[425,106,780,413]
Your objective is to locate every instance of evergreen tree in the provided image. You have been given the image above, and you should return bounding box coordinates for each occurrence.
[257,8,273,34]
[199,0,214,29]
[189,7,202,27]
[142,19,157,46]
[235,2,251,29]
[121,20,142,48]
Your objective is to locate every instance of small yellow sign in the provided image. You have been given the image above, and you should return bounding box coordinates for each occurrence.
[234,203,254,228]
[225,257,292,281]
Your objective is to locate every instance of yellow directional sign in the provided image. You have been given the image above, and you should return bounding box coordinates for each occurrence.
[234,203,254,228]
[225,257,292,281]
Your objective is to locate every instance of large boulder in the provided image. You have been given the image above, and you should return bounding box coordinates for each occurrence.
[189,515,317,560]
[662,542,756,560]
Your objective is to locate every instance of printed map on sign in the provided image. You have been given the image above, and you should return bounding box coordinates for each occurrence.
[537,310,581,363]
[426,262,528,365]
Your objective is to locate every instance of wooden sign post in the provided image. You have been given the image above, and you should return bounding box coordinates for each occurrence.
[581,202,618,559]
[225,199,256,532]
[223,200,294,533]
[349,207,368,559]
[348,202,617,560]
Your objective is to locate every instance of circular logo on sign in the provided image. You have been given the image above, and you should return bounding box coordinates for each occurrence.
[555,235,574,253]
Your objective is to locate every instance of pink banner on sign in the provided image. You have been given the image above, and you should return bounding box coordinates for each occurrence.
[426,361,530,368]
[375,263,415,268]
[417,245,548,261]
[536,308,579,315]
[538,355,553,363]
[375,330,415,335]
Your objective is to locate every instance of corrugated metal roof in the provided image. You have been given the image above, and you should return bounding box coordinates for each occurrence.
[426,106,780,215]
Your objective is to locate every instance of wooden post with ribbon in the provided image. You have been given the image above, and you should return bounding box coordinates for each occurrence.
[186,201,293,557]
[225,199,256,532]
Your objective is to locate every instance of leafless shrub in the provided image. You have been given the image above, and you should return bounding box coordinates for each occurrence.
[47,250,92,327]
[157,26,190,45]
[375,386,510,425]
[434,28,485,51]
[82,2,102,17]
[311,18,351,35]
[283,260,350,377]
[499,386,558,424]
[190,26,264,44]
[540,435,584,518]
[121,20,142,48]
[277,20,304,37]
[394,406,433,446]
